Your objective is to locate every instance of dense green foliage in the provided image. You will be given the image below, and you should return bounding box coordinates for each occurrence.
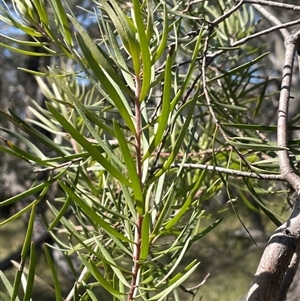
[0,0,299,300]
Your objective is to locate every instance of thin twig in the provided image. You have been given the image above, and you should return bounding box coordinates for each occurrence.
[232,19,300,47]
[236,0,300,11]
[151,162,284,181]
[251,4,290,39]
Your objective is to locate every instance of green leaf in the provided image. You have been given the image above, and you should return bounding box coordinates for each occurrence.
[114,120,143,213]
[102,0,140,74]
[23,243,36,301]
[0,170,64,210]
[21,204,36,262]
[106,22,135,90]
[1,137,51,166]
[244,179,282,227]
[170,25,204,109]
[47,194,72,231]
[207,52,270,83]
[0,41,50,56]
[49,0,72,45]
[152,97,197,179]
[73,33,136,135]
[59,181,132,243]
[165,170,206,229]
[140,212,150,260]
[0,271,21,301]
[0,109,68,156]
[69,15,133,96]
[44,245,62,301]
[31,0,49,25]
[47,104,131,186]
[149,261,200,301]
[95,239,130,288]
[133,0,152,100]
[51,74,125,170]
[152,3,168,63]
[79,254,126,299]
[143,50,172,161]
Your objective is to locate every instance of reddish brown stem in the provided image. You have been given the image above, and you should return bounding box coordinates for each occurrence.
[128,74,143,301]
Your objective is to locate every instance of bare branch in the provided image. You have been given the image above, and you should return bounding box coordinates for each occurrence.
[246,196,300,301]
[277,32,300,193]
[232,19,300,47]
[278,251,300,301]
[246,29,300,301]
[151,162,284,181]
[236,0,300,11]
[251,3,290,39]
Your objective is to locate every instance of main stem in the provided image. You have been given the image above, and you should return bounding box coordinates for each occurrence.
[128,74,143,301]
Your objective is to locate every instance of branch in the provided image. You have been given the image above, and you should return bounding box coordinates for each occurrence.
[246,196,300,301]
[236,0,300,11]
[277,251,300,300]
[151,162,285,181]
[251,3,290,39]
[246,29,300,301]
[277,31,300,192]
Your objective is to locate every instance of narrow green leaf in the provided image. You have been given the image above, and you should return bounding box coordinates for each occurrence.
[74,33,136,135]
[133,0,152,100]
[0,170,64,209]
[170,25,204,109]
[168,259,198,285]
[0,42,50,55]
[44,245,62,301]
[0,109,68,156]
[0,271,21,301]
[59,181,132,243]
[114,120,143,213]
[1,138,51,166]
[31,0,49,25]
[49,0,72,45]
[140,212,150,260]
[152,97,196,179]
[102,0,140,74]
[106,22,135,90]
[0,32,49,47]
[207,52,270,83]
[23,243,36,301]
[244,179,281,226]
[165,170,207,229]
[0,128,45,159]
[227,140,287,151]
[69,15,133,96]
[190,219,223,243]
[152,181,176,235]
[146,0,154,42]
[143,51,172,161]
[51,74,125,170]
[149,262,200,301]
[152,3,168,63]
[11,269,23,301]
[213,102,247,111]
[47,195,72,231]
[48,104,131,186]
[0,11,42,36]
[21,204,36,262]
[95,239,130,288]
[156,238,193,285]
[79,254,125,298]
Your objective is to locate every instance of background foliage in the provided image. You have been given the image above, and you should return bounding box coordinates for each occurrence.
[0,0,299,300]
